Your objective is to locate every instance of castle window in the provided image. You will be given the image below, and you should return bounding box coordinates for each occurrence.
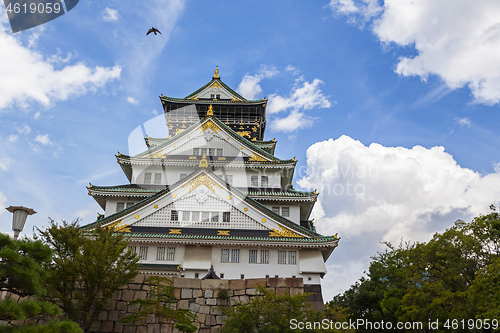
[166,247,175,261]
[231,249,240,263]
[220,273,224,278]
[251,176,258,187]
[182,211,190,222]
[278,250,286,264]
[217,148,223,156]
[139,246,148,260]
[156,247,165,260]
[191,211,200,222]
[144,172,152,184]
[193,148,199,155]
[281,207,290,217]
[221,249,230,262]
[261,176,268,187]
[171,210,179,221]
[288,251,297,265]
[260,250,269,264]
[126,202,134,208]
[128,246,136,254]
[195,273,199,278]
[200,148,207,156]
[211,212,219,222]
[116,202,125,212]
[249,249,257,263]
[272,207,280,215]
[241,274,244,279]
[223,212,231,222]
[202,212,210,222]
[154,173,162,185]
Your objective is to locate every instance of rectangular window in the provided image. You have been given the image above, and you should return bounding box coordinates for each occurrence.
[288,251,297,265]
[231,249,240,263]
[217,148,223,156]
[278,250,287,264]
[166,247,175,261]
[128,246,136,254]
[281,207,290,217]
[182,211,190,222]
[211,212,219,222]
[200,148,207,156]
[144,172,152,184]
[260,250,269,264]
[272,207,280,215]
[240,274,244,279]
[251,176,258,187]
[171,210,178,221]
[193,148,199,155]
[154,173,162,185]
[202,211,210,222]
[210,94,215,99]
[220,273,224,279]
[116,202,125,212]
[157,247,165,261]
[126,202,134,208]
[223,212,231,223]
[180,173,187,180]
[139,246,148,260]
[209,148,215,156]
[226,175,233,185]
[261,176,269,187]
[191,211,200,222]
[221,249,230,263]
[249,249,257,263]
[216,94,220,99]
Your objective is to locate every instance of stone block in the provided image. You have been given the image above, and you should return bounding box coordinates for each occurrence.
[127,303,140,313]
[205,315,216,326]
[290,287,302,296]
[98,311,108,321]
[246,288,258,295]
[134,290,148,300]
[113,321,124,332]
[89,321,101,332]
[123,325,136,333]
[129,283,143,290]
[228,279,246,290]
[267,277,287,288]
[195,297,205,305]
[216,315,227,325]
[173,278,200,289]
[206,298,217,306]
[116,301,128,311]
[285,277,303,288]
[276,287,288,295]
[105,300,117,310]
[100,321,114,332]
[245,278,267,289]
[196,313,206,324]
[132,274,146,284]
[188,303,201,312]
[113,290,122,300]
[108,310,120,321]
[204,289,214,298]
[193,289,203,298]
[122,289,136,302]
[146,313,156,324]
[148,324,161,333]
[173,288,181,300]
[234,289,245,296]
[239,295,249,303]
[177,299,189,309]
[210,307,222,315]
[160,324,173,333]
[210,325,222,333]
[198,305,210,314]
[137,326,147,333]
[201,279,229,290]
[181,289,193,299]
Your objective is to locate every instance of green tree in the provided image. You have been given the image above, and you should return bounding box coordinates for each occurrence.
[220,285,319,333]
[35,219,139,332]
[0,233,82,333]
[120,276,197,332]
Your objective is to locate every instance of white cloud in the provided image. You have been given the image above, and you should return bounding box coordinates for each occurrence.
[127,97,139,105]
[33,111,41,120]
[152,109,159,115]
[327,0,382,23]
[0,28,121,110]
[0,192,6,215]
[0,157,13,171]
[298,135,500,299]
[456,117,471,127]
[8,134,18,142]
[102,7,120,22]
[329,0,500,105]
[269,110,315,133]
[35,134,52,145]
[16,123,31,135]
[237,66,279,100]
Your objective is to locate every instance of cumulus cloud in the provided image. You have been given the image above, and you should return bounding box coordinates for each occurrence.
[0,28,121,110]
[127,97,139,105]
[102,7,120,22]
[8,134,18,142]
[455,117,471,127]
[237,66,279,100]
[0,157,13,171]
[298,135,500,298]
[35,134,52,145]
[328,0,500,105]
[16,124,31,135]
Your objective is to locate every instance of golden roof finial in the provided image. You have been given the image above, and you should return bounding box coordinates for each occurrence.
[214,66,219,79]
[199,153,208,168]
[207,104,214,116]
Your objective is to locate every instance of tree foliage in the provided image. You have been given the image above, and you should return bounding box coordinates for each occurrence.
[35,219,139,332]
[329,206,500,332]
[0,233,81,333]
[120,276,197,332]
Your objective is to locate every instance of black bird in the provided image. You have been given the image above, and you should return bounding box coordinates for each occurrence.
[146,27,161,35]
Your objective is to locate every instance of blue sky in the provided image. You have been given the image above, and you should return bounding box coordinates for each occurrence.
[2,0,500,301]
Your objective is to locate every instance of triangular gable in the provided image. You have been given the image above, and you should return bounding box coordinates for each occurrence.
[90,170,315,239]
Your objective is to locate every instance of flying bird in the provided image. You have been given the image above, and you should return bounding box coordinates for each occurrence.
[146,27,162,36]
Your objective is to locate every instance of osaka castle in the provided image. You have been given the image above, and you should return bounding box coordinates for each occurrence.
[82,67,339,285]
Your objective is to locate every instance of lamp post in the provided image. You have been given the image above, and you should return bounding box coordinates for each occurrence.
[5,206,36,240]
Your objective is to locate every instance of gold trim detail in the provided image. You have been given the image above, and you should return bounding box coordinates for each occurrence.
[231,96,240,101]
[182,173,222,193]
[269,226,303,238]
[172,194,177,198]
[210,81,222,89]
[200,119,219,133]
[154,205,158,209]
[227,195,231,200]
[237,131,251,138]
[199,153,208,168]
[169,229,182,234]
[261,218,266,223]
[218,157,226,160]
[189,156,197,160]
[248,153,267,162]
[148,151,166,159]
[244,207,248,211]
[217,230,230,236]
[174,128,185,135]
[214,66,219,79]
[105,220,130,233]
[134,214,140,219]
[190,96,199,100]
[207,104,214,116]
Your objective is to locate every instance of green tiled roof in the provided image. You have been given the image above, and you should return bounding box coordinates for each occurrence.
[127,233,338,243]
[139,263,182,271]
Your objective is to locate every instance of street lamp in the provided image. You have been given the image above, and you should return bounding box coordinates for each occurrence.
[5,206,36,240]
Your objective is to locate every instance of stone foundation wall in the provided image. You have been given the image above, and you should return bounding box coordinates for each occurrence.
[11,276,324,333]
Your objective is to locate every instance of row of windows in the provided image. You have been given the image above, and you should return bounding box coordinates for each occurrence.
[250,176,268,187]
[129,246,175,261]
[221,249,297,265]
[272,206,290,218]
[171,210,231,223]
[116,202,135,212]
[193,148,223,156]
[144,172,162,185]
